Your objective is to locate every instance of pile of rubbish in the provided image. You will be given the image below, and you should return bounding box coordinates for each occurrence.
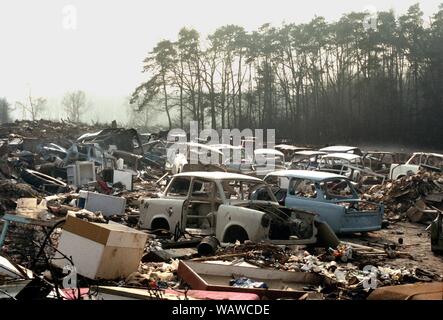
[118,241,441,300]
[363,171,443,223]
[0,120,442,300]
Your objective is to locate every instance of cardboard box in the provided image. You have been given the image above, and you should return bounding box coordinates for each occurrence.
[53,215,148,280]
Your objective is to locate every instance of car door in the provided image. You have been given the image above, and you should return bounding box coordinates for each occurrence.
[283,178,345,233]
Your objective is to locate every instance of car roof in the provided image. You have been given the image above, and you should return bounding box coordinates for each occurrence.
[266,170,347,181]
[411,152,443,158]
[210,144,244,150]
[364,151,395,154]
[274,144,309,151]
[321,153,362,161]
[319,146,360,152]
[174,171,263,182]
[294,150,327,156]
[254,148,285,156]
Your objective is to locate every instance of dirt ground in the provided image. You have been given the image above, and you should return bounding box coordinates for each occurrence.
[341,221,443,278]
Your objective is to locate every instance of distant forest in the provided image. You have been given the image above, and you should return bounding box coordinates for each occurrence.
[131,4,443,149]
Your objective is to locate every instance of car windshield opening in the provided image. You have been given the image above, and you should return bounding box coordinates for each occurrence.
[322,179,355,200]
[222,179,271,200]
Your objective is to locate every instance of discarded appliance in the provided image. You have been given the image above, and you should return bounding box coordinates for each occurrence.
[177,260,330,299]
[67,161,96,187]
[102,169,133,191]
[78,191,126,216]
[53,215,148,280]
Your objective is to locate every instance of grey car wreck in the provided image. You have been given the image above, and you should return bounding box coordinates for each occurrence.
[263,170,384,234]
[139,171,337,246]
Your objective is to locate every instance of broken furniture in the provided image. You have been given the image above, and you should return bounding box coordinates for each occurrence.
[0,213,63,247]
[53,215,148,280]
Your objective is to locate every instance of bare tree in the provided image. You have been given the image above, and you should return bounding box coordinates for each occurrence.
[0,97,11,124]
[16,89,46,121]
[62,90,87,123]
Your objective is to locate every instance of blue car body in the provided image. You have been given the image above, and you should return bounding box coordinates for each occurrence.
[264,170,384,234]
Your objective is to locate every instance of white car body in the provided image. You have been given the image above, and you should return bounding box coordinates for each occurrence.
[139,171,321,244]
[317,153,366,181]
[319,146,363,156]
[389,152,443,180]
[253,149,287,177]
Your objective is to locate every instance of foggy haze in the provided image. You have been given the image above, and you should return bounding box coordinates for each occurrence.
[0,0,441,125]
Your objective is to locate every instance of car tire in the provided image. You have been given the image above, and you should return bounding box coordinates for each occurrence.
[223,226,249,243]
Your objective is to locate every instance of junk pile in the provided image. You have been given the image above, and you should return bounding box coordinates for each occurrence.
[363,171,443,223]
[1,120,442,300]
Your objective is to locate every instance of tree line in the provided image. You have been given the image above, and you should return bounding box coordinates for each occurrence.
[1,90,89,124]
[132,3,443,149]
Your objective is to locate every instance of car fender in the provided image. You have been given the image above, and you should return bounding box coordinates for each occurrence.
[216,205,268,242]
[139,198,185,231]
[390,164,419,179]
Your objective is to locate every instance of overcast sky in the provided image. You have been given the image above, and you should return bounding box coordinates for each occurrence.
[0,0,441,103]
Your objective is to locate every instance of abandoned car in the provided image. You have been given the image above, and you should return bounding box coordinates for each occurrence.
[319,145,363,156]
[289,150,327,170]
[317,153,367,182]
[209,144,254,174]
[263,170,384,234]
[362,152,403,177]
[253,148,287,177]
[138,171,334,245]
[389,152,443,180]
[274,144,310,161]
